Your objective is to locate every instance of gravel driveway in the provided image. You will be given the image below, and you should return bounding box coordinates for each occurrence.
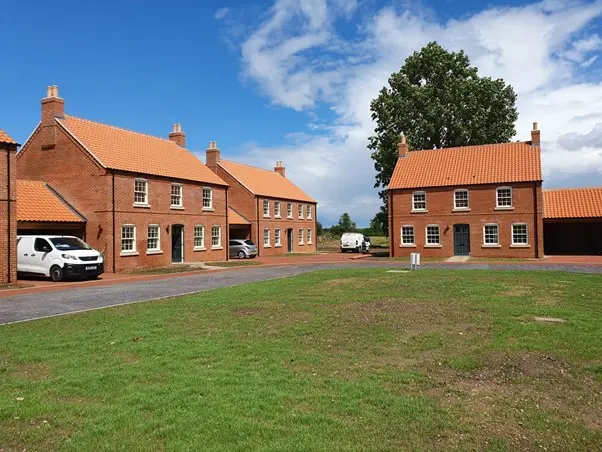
[1,262,600,325]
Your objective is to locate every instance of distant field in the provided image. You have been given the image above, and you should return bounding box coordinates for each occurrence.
[1,269,601,451]
[318,234,389,251]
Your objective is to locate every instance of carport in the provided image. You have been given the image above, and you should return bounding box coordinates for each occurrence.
[17,180,86,238]
[543,188,602,256]
[228,207,251,240]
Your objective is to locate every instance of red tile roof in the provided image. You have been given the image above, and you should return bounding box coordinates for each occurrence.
[57,116,227,186]
[228,207,251,225]
[218,160,315,202]
[388,142,542,190]
[544,187,602,219]
[17,180,85,222]
[0,128,18,144]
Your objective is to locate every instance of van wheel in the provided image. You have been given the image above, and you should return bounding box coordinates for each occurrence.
[50,265,64,282]
[238,251,246,259]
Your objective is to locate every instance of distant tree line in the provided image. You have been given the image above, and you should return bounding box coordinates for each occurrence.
[319,212,387,237]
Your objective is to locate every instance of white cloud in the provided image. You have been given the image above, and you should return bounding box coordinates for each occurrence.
[215,7,230,20]
[224,0,602,225]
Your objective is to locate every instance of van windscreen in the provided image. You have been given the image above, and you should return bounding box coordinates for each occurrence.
[50,237,91,251]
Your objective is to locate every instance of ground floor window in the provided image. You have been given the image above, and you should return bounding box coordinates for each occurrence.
[298,228,304,245]
[211,226,221,248]
[264,228,271,247]
[483,224,499,245]
[426,225,440,245]
[401,226,415,245]
[194,225,204,249]
[512,223,528,245]
[121,225,136,253]
[275,229,281,246]
[307,229,312,244]
[147,225,160,251]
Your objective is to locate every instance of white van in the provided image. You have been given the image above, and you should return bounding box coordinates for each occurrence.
[340,232,371,253]
[17,235,104,281]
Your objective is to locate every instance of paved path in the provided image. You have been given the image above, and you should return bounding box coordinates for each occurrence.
[1,261,601,325]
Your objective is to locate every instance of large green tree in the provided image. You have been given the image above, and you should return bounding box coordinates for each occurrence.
[368,42,518,205]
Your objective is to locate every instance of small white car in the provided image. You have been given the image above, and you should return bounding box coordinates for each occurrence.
[17,235,104,281]
[340,232,371,253]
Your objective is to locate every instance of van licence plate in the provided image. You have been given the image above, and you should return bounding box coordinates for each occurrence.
[85,266,97,271]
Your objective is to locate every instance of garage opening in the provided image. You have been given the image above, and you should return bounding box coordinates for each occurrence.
[544,219,602,255]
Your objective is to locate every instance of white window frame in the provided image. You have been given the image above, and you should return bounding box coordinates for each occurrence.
[511,223,529,247]
[274,201,281,218]
[425,224,440,247]
[202,187,213,210]
[121,224,137,255]
[263,200,270,218]
[171,183,183,208]
[307,228,312,244]
[287,202,293,219]
[211,225,222,249]
[483,223,499,247]
[194,225,205,250]
[298,228,304,245]
[298,204,304,219]
[134,179,148,206]
[401,225,415,247]
[496,186,513,209]
[453,189,469,210]
[146,224,161,253]
[307,204,312,219]
[263,228,271,247]
[275,228,281,247]
[412,191,427,212]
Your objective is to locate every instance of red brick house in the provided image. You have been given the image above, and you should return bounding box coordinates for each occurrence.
[205,143,317,255]
[388,123,544,259]
[0,129,18,284]
[17,86,229,272]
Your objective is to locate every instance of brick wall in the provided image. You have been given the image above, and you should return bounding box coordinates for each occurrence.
[0,143,17,284]
[390,182,543,258]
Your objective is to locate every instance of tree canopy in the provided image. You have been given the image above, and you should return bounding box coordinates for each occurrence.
[368,42,518,204]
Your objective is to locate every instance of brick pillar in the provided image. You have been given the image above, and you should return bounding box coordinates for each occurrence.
[0,139,18,284]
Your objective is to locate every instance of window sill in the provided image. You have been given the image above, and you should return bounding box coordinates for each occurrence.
[495,206,514,211]
[411,209,428,214]
[481,244,501,248]
[275,215,281,219]
[133,203,151,209]
[298,243,305,246]
[510,244,530,248]
[170,206,185,210]
[424,244,442,248]
[452,208,471,212]
[307,241,313,245]
[400,244,416,248]
[263,215,271,219]
[146,250,163,255]
[120,251,139,257]
[211,246,224,250]
[193,247,206,252]
[264,245,271,248]
[275,244,282,248]
[202,207,214,212]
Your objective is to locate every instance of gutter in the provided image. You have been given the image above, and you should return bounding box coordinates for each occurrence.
[112,171,116,272]
[6,146,11,282]
[256,197,260,257]
[225,187,229,261]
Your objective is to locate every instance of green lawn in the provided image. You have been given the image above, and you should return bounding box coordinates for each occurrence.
[1,269,602,451]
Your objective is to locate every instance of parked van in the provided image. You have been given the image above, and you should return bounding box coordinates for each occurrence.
[340,232,371,253]
[17,235,104,281]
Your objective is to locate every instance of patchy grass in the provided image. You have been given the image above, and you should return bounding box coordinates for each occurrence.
[1,269,601,451]
[205,260,261,267]
[126,264,206,275]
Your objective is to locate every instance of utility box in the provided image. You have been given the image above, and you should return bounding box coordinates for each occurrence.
[410,252,421,270]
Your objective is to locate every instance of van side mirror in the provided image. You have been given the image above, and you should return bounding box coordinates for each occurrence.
[42,246,52,253]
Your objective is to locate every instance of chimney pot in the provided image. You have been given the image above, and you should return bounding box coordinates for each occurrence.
[168,123,186,147]
[274,161,286,177]
[531,121,541,147]
[206,140,221,169]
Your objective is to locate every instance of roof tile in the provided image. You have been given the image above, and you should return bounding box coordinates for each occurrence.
[544,187,602,219]
[58,116,227,186]
[389,142,542,190]
[0,128,18,145]
[219,160,315,202]
[228,207,251,225]
[17,180,85,222]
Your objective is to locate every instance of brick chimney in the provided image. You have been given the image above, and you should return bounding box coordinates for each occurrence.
[531,122,540,147]
[169,123,186,147]
[398,133,408,158]
[274,160,286,177]
[41,85,64,149]
[206,141,220,170]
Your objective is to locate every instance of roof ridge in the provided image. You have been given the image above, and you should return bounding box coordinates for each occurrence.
[410,141,531,154]
[221,159,275,172]
[544,186,602,192]
[62,115,180,147]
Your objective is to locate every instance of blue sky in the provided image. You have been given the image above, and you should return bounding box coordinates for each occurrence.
[2,0,602,226]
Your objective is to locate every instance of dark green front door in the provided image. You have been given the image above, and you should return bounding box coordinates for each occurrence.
[172,225,183,263]
[453,224,470,256]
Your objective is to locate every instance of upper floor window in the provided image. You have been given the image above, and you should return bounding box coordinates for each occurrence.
[171,184,182,207]
[263,200,270,217]
[287,202,293,218]
[306,205,312,219]
[454,189,469,209]
[298,204,304,219]
[496,187,513,208]
[134,179,148,205]
[274,201,281,218]
[202,188,213,210]
[412,191,426,211]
